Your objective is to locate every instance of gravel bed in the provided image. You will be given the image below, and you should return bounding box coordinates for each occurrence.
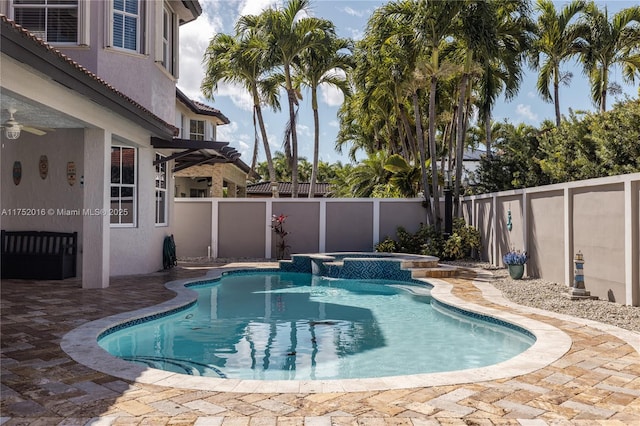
[447,261,640,333]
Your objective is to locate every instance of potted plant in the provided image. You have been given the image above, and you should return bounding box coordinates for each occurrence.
[271,214,290,260]
[502,249,528,279]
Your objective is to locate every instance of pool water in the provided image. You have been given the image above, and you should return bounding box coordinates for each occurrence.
[99,272,535,380]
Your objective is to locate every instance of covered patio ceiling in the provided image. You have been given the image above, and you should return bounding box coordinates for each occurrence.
[1,89,86,138]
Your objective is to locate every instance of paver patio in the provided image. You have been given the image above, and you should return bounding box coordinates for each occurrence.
[1,263,639,425]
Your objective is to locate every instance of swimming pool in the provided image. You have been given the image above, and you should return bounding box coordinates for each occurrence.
[98,271,535,381]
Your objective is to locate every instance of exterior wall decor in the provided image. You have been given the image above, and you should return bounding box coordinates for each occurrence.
[67,162,76,186]
[38,155,48,179]
[12,161,21,185]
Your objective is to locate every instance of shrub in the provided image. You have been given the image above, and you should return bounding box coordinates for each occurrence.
[376,220,482,260]
[375,237,398,253]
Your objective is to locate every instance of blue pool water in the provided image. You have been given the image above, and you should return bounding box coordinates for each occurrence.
[99,272,535,380]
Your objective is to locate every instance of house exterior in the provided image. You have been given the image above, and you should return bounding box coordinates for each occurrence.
[173,88,252,198]
[0,1,243,288]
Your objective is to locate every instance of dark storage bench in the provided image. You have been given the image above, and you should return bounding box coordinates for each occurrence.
[1,230,78,280]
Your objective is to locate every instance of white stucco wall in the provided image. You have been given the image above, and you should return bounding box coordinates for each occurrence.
[109,139,176,276]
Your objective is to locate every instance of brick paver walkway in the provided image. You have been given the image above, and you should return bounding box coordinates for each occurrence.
[1,265,639,425]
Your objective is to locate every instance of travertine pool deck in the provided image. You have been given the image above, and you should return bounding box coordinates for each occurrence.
[1,263,639,425]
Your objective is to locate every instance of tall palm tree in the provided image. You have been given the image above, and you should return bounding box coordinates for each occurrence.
[295,34,352,197]
[476,0,533,158]
[360,10,419,164]
[383,0,463,230]
[578,2,640,112]
[202,32,281,197]
[449,0,507,217]
[529,0,586,127]
[243,0,336,197]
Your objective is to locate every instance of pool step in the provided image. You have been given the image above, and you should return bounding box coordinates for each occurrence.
[400,259,440,269]
[409,264,458,278]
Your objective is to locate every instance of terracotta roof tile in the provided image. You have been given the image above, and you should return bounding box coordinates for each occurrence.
[247,182,332,197]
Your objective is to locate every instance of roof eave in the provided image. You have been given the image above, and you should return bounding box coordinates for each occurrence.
[181,1,202,22]
[176,87,230,124]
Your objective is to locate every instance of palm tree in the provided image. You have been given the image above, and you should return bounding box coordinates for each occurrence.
[202,32,281,197]
[386,0,464,230]
[529,0,586,127]
[476,0,533,158]
[346,151,391,198]
[295,34,352,197]
[243,0,336,198]
[578,2,640,112]
[375,0,461,228]
[384,154,422,198]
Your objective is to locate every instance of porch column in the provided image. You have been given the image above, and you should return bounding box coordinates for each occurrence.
[211,166,223,197]
[82,128,110,288]
[227,181,237,198]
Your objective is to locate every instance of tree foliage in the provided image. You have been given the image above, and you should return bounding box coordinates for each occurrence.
[471,98,640,192]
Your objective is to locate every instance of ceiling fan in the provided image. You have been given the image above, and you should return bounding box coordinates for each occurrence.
[2,108,48,139]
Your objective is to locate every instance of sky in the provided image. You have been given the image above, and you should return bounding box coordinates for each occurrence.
[177,0,639,167]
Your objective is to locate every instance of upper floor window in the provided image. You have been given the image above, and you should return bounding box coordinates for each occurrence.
[112,0,140,51]
[12,0,78,44]
[190,120,205,141]
[161,3,175,73]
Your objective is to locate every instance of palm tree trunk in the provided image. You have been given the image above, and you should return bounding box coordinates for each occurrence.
[398,103,418,162]
[255,103,279,197]
[554,74,561,127]
[309,87,320,198]
[600,66,608,113]
[412,91,433,225]
[251,110,259,174]
[428,77,441,230]
[484,109,492,158]
[285,64,299,198]
[448,105,457,178]
[454,72,469,220]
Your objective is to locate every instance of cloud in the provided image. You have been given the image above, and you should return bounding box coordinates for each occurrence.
[320,84,345,107]
[318,70,347,106]
[341,6,366,17]
[328,120,339,127]
[217,121,252,159]
[296,123,312,138]
[516,104,539,123]
[216,82,254,112]
[347,27,364,40]
[178,11,220,100]
[238,0,281,16]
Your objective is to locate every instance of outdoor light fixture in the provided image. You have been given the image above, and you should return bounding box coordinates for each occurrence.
[5,125,21,140]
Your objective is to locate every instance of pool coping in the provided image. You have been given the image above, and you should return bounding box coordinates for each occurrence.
[61,266,576,393]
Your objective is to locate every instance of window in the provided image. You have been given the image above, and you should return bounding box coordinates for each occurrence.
[12,0,78,44]
[155,153,167,225]
[112,0,139,51]
[111,146,136,226]
[161,3,174,73]
[190,120,205,141]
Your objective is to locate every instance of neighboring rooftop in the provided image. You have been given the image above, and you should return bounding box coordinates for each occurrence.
[247,182,332,197]
[176,87,230,125]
